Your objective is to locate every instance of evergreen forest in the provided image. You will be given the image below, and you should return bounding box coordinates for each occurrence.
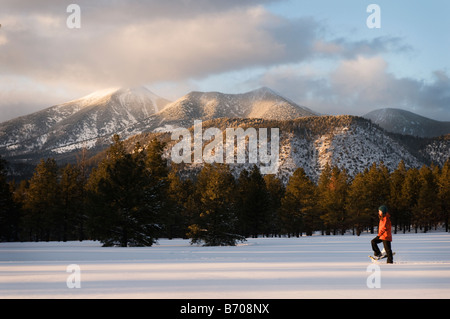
[1,135,449,246]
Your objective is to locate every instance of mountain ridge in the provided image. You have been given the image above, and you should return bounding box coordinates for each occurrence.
[117,87,318,138]
[0,86,171,159]
[363,108,450,138]
[1,87,449,181]
[157,86,317,120]
[123,115,449,183]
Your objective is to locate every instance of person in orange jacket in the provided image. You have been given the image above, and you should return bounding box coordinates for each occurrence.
[371,205,394,263]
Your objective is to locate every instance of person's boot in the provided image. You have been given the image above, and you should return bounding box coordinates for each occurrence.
[385,249,393,263]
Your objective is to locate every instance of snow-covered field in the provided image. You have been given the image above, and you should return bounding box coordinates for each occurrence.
[1,232,450,299]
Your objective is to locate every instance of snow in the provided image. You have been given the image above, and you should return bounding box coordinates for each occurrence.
[1,232,450,299]
[153,124,183,133]
[156,88,316,125]
[0,86,171,158]
[69,87,119,106]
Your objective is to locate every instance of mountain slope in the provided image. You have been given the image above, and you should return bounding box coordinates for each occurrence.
[363,108,450,138]
[123,87,317,136]
[162,87,317,120]
[2,87,449,184]
[125,116,448,184]
[0,87,170,160]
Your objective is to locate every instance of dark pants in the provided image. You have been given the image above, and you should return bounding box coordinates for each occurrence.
[371,237,393,263]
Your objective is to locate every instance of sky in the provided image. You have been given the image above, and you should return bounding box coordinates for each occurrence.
[0,0,449,122]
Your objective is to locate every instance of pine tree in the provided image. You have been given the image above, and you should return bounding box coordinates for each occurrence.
[23,158,60,241]
[145,139,168,179]
[430,164,442,230]
[236,169,251,236]
[144,139,179,238]
[346,172,371,236]
[438,160,450,232]
[165,169,190,238]
[416,165,439,232]
[316,163,332,235]
[318,166,349,235]
[363,163,390,233]
[86,135,160,247]
[60,163,86,241]
[389,161,407,233]
[236,165,270,238]
[0,157,19,241]
[402,167,421,233]
[187,164,244,246]
[264,174,285,237]
[75,146,89,240]
[10,180,28,241]
[280,167,317,237]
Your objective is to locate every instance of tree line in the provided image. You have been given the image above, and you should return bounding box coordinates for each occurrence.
[0,135,449,246]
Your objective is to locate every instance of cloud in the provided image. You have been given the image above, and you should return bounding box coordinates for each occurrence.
[0,3,322,89]
[328,57,450,119]
[415,70,450,119]
[0,75,82,121]
[253,56,450,121]
[0,0,319,120]
[314,36,413,59]
[0,0,448,122]
[0,1,409,89]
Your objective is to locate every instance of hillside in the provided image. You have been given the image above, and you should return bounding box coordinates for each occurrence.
[1,87,449,181]
[363,108,450,138]
[0,87,170,162]
[122,87,317,136]
[125,116,448,183]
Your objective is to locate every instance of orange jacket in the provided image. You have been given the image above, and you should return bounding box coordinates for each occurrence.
[378,213,392,241]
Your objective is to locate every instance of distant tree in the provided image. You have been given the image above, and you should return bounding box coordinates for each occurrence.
[10,180,28,240]
[0,157,20,241]
[264,174,285,237]
[402,167,421,233]
[280,167,317,236]
[362,163,390,233]
[437,160,450,232]
[236,165,270,238]
[318,166,349,235]
[316,163,332,235]
[87,135,161,247]
[60,163,86,241]
[416,165,439,232]
[165,169,190,238]
[144,139,175,238]
[431,164,443,230]
[389,161,407,233]
[23,158,60,241]
[74,146,90,240]
[347,172,371,236]
[145,139,168,179]
[187,164,244,246]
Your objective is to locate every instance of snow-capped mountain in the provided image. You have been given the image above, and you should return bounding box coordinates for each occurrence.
[1,86,449,182]
[163,87,316,121]
[1,86,318,168]
[123,87,317,136]
[363,108,450,138]
[0,87,170,161]
[126,116,449,184]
